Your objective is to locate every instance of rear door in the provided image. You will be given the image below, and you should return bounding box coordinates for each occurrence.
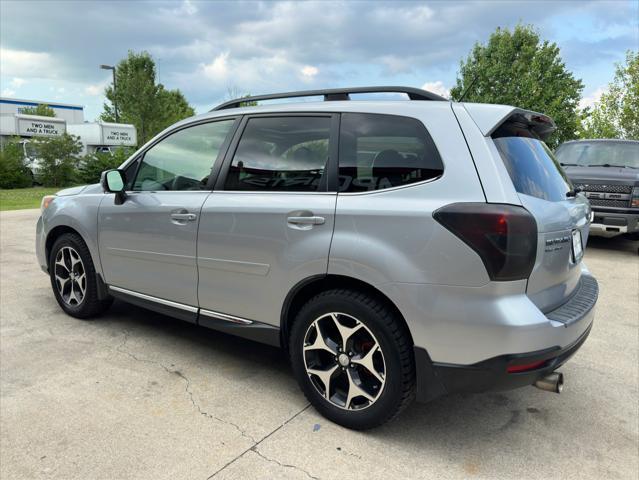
[197,114,338,327]
[492,131,590,312]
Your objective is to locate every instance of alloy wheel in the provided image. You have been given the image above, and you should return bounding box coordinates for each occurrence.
[54,246,86,306]
[303,312,386,410]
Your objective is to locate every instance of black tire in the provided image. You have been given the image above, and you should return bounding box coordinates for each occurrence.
[289,289,415,430]
[49,233,113,319]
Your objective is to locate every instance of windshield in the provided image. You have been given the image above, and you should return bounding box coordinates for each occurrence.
[555,141,638,168]
[494,137,571,202]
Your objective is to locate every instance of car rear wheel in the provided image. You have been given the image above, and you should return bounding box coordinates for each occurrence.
[49,233,113,319]
[289,289,415,430]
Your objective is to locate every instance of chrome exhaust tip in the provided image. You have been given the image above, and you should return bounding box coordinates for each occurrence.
[534,372,564,394]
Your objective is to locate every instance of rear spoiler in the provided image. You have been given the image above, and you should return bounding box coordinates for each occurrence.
[461,103,557,140]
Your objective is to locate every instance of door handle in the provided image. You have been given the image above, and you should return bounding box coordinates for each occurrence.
[170,212,197,221]
[287,216,325,225]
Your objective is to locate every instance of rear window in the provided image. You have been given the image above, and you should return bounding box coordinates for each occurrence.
[494,136,571,202]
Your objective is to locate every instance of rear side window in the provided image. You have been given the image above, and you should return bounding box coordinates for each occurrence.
[224,116,330,192]
[494,136,571,202]
[338,113,444,192]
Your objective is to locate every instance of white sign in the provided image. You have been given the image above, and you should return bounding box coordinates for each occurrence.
[103,127,136,145]
[18,118,65,137]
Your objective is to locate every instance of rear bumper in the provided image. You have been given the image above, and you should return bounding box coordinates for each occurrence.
[590,210,639,237]
[412,274,598,402]
[415,322,592,402]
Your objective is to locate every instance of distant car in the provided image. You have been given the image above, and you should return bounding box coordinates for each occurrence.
[556,139,639,239]
[36,87,597,429]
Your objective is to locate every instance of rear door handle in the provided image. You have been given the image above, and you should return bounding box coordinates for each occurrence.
[287,216,325,225]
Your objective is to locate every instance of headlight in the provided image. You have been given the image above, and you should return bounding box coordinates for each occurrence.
[632,187,639,208]
[41,195,55,212]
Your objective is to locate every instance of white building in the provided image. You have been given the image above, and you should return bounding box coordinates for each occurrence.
[0,97,137,154]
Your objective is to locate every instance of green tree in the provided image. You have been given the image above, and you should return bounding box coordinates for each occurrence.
[29,134,82,187]
[20,104,56,117]
[0,137,32,188]
[77,147,132,185]
[579,50,638,140]
[450,24,584,147]
[101,51,195,144]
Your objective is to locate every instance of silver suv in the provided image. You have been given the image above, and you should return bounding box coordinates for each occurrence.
[36,87,598,430]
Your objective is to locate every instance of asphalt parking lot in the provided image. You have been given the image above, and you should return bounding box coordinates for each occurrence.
[1,208,637,480]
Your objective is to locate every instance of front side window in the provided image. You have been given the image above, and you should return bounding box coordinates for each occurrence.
[133,120,234,191]
[338,113,444,192]
[224,116,330,192]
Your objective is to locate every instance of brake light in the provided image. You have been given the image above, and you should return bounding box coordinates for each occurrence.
[506,360,546,373]
[433,203,537,281]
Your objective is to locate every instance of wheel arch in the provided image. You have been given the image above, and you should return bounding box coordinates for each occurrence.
[280,274,414,353]
[45,225,109,300]
[45,225,83,268]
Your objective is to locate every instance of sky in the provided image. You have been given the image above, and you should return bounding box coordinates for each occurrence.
[1,0,637,122]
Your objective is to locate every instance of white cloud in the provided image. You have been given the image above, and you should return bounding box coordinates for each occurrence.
[421,81,450,99]
[202,52,230,80]
[1,88,16,97]
[161,0,197,16]
[10,77,25,88]
[579,86,607,109]
[0,48,54,77]
[300,65,319,79]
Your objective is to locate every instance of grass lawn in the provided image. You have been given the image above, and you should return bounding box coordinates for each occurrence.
[0,187,61,211]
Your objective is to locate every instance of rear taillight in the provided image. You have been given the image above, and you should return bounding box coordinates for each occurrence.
[433,203,537,281]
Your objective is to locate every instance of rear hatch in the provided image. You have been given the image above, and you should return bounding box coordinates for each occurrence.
[491,119,591,313]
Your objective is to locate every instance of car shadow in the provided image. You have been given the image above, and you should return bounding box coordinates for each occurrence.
[101,299,561,447]
[587,235,638,256]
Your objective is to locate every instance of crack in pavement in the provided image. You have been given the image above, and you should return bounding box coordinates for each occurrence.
[114,330,317,479]
[114,330,257,443]
[207,404,313,480]
[250,447,320,480]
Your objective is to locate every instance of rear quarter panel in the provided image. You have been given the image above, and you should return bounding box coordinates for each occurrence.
[328,102,489,288]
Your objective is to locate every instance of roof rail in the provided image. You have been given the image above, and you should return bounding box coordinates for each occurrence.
[211,86,446,111]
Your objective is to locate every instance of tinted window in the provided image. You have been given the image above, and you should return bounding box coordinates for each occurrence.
[224,116,330,191]
[133,120,234,191]
[555,141,638,168]
[494,137,571,202]
[338,113,443,192]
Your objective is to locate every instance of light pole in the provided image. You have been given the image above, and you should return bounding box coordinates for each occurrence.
[100,64,118,123]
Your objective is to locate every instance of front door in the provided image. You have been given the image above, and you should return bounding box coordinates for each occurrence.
[98,119,237,308]
[197,114,338,327]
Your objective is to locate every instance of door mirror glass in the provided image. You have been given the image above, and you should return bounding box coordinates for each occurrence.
[102,169,125,192]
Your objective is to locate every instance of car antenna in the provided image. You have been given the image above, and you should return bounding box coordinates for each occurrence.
[458,74,478,102]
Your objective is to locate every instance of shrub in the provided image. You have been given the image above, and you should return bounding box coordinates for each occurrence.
[29,134,83,187]
[77,147,132,185]
[0,138,32,189]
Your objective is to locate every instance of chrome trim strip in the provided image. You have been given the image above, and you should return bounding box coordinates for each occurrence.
[199,309,254,325]
[108,286,199,313]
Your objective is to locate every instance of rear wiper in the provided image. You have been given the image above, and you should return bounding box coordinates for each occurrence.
[560,162,579,166]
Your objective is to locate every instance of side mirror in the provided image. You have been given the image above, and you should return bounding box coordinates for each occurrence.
[100,169,127,204]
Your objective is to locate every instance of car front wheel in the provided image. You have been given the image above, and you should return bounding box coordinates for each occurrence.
[49,233,113,319]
